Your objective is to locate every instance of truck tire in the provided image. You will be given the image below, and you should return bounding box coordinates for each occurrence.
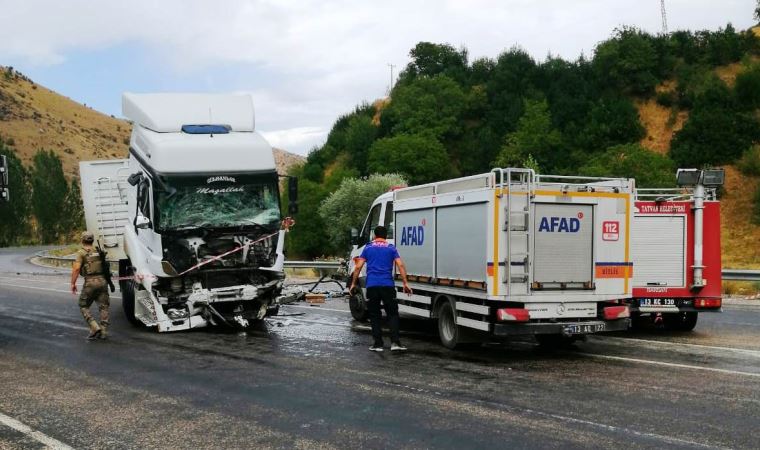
[437,299,463,349]
[662,311,698,332]
[349,289,369,322]
[118,260,141,327]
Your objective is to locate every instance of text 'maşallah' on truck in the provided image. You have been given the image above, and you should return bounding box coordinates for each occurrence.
[627,168,724,331]
[79,93,297,332]
[347,168,635,348]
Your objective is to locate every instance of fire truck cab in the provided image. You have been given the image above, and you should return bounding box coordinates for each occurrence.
[627,169,724,331]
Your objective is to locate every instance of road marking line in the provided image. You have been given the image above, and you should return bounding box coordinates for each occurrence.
[0,411,75,450]
[597,336,760,357]
[579,353,760,378]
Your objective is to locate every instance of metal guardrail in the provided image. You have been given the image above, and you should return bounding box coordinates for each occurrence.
[722,269,760,281]
[283,260,343,270]
[31,250,758,280]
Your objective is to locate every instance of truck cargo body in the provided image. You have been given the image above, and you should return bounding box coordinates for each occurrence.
[627,187,722,331]
[349,169,634,347]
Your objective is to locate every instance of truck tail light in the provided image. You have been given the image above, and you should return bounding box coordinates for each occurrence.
[603,305,630,320]
[694,298,721,309]
[496,308,530,322]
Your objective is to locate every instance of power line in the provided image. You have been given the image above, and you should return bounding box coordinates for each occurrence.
[660,0,668,34]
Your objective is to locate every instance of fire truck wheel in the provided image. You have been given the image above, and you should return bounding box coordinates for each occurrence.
[349,289,369,322]
[119,260,142,327]
[662,311,698,331]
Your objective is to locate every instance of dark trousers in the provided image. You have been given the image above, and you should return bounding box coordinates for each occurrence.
[366,286,400,345]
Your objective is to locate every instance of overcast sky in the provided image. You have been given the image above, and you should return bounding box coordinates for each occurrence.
[0,0,756,154]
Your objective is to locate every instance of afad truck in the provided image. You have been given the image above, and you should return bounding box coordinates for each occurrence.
[348,168,634,348]
[628,169,724,331]
[80,93,295,332]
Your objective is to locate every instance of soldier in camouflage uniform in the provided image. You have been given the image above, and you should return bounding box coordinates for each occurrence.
[70,231,110,340]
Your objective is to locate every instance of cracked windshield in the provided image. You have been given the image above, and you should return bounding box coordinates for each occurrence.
[156,174,280,230]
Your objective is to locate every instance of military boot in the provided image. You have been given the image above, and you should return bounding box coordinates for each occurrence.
[87,319,102,340]
[99,323,108,340]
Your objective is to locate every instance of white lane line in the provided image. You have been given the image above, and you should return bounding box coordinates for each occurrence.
[580,353,760,378]
[597,336,760,357]
[0,411,75,450]
[0,282,122,300]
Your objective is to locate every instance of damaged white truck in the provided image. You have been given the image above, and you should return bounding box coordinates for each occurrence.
[80,93,296,332]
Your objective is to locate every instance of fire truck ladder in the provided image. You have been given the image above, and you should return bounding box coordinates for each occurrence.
[495,168,535,296]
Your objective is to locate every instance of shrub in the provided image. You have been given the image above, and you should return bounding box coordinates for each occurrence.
[738,146,760,176]
[753,184,760,225]
[656,90,675,107]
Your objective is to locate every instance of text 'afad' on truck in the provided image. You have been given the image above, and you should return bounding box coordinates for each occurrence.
[80,93,298,332]
[348,168,635,348]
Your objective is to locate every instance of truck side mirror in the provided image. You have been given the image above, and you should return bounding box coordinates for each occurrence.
[135,214,152,230]
[127,172,143,186]
[288,176,298,215]
[350,227,359,245]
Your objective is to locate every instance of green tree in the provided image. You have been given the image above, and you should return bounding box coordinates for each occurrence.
[577,96,645,152]
[367,134,454,185]
[735,64,760,110]
[319,173,407,250]
[31,149,69,243]
[63,178,85,239]
[400,42,469,85]
[343,115,377,175]
[671,79,760,167]
[0,141,31,246]
[593,27,659,95]
[493,98,562,171]
[382,75,467,139]
[579,143,675,188]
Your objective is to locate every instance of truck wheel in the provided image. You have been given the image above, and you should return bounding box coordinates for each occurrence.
[349,289,369,322]
[119,261,141,327]
[662,312,698,332]
[630,312,650,330]
[437,299,462,349]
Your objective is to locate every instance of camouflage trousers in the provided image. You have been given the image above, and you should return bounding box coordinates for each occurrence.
[78,276,110,325]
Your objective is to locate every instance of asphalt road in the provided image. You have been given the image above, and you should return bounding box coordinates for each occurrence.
[1,247,759,449]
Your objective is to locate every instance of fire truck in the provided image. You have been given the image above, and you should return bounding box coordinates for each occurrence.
[627,169,724,331]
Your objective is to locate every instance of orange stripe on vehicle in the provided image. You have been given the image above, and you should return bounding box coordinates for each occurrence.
[595,265,634,279]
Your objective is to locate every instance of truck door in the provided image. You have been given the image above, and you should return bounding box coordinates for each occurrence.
[533,203,594,286]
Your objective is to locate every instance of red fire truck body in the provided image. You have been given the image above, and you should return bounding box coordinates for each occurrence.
[627,189,722,331]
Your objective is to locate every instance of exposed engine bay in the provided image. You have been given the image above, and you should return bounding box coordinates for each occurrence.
[150,229,284,328]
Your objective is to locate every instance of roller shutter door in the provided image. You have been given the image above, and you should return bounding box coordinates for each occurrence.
[632,215,685,287]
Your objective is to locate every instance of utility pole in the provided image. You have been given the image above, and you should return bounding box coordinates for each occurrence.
[387,63,396,96]
[660,0,668,34]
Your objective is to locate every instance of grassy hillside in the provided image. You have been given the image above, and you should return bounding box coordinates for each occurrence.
[635,58,760,268]
[0,67,303,178]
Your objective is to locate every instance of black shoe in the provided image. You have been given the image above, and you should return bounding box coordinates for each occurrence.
[369,343,384,352]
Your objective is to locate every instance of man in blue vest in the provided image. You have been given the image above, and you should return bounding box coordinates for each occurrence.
[349,225,413,352]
